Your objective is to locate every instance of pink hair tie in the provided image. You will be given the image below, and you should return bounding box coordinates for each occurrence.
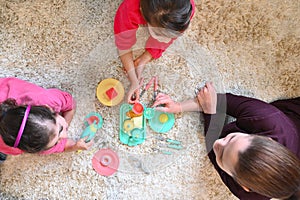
[13,105,31,148]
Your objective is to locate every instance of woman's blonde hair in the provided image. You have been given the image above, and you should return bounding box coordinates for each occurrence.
[233,135,300,199]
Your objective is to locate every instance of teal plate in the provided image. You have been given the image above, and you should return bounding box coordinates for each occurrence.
[148,110,175,133]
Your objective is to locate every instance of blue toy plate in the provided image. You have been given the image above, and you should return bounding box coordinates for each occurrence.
[84,112,103,129]
[148,110,175,133]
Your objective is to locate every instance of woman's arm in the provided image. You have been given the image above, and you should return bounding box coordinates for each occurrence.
[152,93,202,113]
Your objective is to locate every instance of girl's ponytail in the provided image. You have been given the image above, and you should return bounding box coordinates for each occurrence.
[0,99,17,121]
[287,188,300,200]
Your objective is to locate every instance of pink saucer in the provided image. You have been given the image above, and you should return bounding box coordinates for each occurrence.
[92,148,119,176]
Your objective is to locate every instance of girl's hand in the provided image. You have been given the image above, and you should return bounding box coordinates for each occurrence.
[75,136,94,150]
[196,82,217,114]
[152,93,181,113]
[127,83,140,104]
[127,78,144,104]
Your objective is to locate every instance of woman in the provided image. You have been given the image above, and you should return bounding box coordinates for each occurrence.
[153,82,300,200]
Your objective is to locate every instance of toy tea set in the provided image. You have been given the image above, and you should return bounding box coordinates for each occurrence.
[78,110,119,177]
[81,77,180,176]
[119,76,176,146]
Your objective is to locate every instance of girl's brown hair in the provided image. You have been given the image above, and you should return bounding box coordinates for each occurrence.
[0,99,57,153]
[233,135,300,199]
[140,0,192,32]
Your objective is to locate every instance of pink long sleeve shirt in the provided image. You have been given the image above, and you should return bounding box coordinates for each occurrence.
[0,77,75,155]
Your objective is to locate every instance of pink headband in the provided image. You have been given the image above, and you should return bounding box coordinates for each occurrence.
[13,105,31,148]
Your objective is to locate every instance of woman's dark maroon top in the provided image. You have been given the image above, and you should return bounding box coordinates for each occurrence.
[203,93,300,200]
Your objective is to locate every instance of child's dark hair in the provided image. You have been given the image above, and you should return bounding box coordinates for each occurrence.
[0,99,57,153]
[141,0,193,32]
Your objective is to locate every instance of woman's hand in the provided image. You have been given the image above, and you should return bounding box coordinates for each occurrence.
[196,82,217,114]
[152,93,181,113]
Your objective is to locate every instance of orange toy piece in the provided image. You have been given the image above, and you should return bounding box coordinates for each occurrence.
[106,87,118,100]
[126,110,143,118]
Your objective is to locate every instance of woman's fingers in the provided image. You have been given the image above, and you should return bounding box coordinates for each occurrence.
[152,94,170,107]
[154,106,168,112]
[155,93,168,99]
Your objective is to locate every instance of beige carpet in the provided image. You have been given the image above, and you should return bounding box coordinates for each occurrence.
[0,0,299,199]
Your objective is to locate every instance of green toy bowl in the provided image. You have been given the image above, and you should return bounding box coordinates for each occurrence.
[119,104,146,146]
[148,110,175,133]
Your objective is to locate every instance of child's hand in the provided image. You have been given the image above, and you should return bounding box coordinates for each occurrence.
[196,82,217,114]
[127,78,144,104]
[152,93,181,113]
[127,84,140,104]
[75,136,94,150]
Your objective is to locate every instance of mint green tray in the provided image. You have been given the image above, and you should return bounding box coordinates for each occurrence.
[119,104,146,146]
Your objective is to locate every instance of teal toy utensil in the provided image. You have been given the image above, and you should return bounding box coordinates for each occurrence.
[155,135,181,145]
[158,143,183,150]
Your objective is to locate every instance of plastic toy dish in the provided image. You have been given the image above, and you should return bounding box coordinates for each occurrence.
[148,110,175,133]
[123,119,134,132]
[130,128,143,139]
[132,102,144,114]
[144,108,155,119]
[96,78,125,106]
[119,103,146,146]
[81,112,103,142]
[159,113,168,123]
[84,112,103,129]
[92,148,119,176]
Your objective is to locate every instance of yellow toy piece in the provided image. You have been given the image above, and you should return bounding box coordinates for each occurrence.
[159,113,169,123]
[132,116,143,128]
[123,119,134,132]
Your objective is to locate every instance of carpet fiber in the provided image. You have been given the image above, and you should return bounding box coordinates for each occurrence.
[0,0,299,199]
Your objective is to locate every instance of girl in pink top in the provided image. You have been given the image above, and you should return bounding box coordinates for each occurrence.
[114,0,195,103]
[0,77,92,161]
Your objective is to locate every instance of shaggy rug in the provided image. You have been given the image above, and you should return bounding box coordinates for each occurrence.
[0,0,299,199]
